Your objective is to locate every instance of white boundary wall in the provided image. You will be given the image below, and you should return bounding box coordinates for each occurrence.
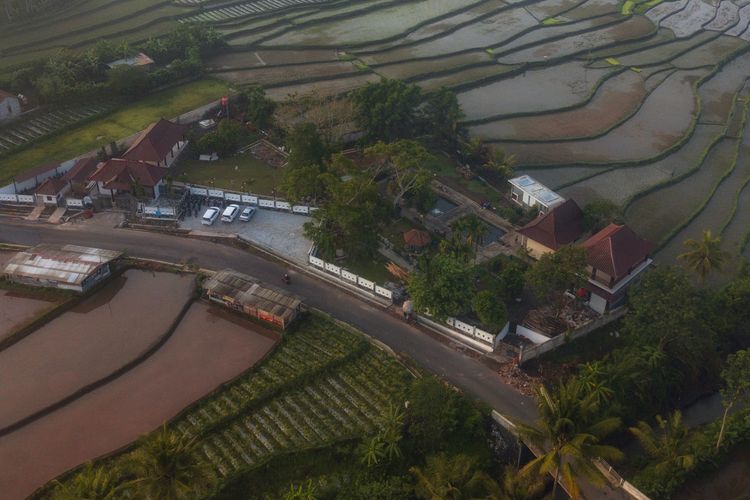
[184,182,315,216]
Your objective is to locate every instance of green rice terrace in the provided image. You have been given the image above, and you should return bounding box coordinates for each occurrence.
[3,0,750,265]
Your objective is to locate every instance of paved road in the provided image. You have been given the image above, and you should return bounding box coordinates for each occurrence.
[0,217,537,423]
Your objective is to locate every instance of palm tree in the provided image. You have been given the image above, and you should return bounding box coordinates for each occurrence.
[378,403,405,461]
[50,462,122,500]
[577,361,615,408]
[678,229,730,282]
[124,425,213,499]
[410,453,500,500]
[499,466,546,500]
[629,410,694,475]
[517,381,624,500]
[284,479,317,500]
[359,436,385,467]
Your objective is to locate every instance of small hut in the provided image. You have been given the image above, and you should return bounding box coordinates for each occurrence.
[202,269,303,329]
[403,229,431,253]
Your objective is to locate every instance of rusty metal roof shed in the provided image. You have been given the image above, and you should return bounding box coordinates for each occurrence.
[3,244,122,286]
[203,269,302,324]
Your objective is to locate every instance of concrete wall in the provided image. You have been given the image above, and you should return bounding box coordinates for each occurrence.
[524,238,554,260]
[0,96,21,122]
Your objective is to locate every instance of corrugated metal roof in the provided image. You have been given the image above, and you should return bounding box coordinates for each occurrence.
[3,244,122,286]
[203,269,302,322]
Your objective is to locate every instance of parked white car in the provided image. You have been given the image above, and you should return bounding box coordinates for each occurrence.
[201,206,221,225]
[221,204,240,223]
[239,206,256,222]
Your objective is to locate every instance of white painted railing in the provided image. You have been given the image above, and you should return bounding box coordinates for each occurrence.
[308,251,392,300]
[185,183,315,216]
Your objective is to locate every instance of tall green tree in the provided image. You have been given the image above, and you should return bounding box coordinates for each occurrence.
[240,86,276,129]
[365,139,432,208]
[629,411,694,475]
[716,348,750,451]
[286,122,328,169]
[450,214,488,262]
[422,87,465,148]
[124,425,213,500]
[582,199,621,233]
[278,164,333,203]
[525,245,587,313]
[410,453,500,500]
[482,148,515,184]
[351,78,422,142]
[518,381,623,500]
[678,229,730,282]
[407,254,472,321]
[472,290,508,331]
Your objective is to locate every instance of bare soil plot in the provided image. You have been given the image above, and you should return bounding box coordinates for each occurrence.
[698,50,750,124]
[498,68,705,165]
[661,0,717,38]
[214,60,358,85]
[207,49,338,70]
[264,73,381,99]
[470,70,646,141]
[0,270,194,430]
[457,61,612,121]
[497,16,655,64]
[559,124,725,205]
[374,51,492,80]
[0,291,58,343]
[262,0,481,46]
[671,35,748,68]
[626,135,739,243]
[0,302,279,500]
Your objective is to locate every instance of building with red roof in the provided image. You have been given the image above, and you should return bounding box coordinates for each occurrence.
[89,158,169,199]
[517,199,584,259]
[581,223,654,313]
[33,156,99,205]
[122,118,189,167]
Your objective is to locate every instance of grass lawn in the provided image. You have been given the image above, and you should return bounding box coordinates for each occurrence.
[341,255,394,284]
[172,151,281,195]
[0,79,230,184]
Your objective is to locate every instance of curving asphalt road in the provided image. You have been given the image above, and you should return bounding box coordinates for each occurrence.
[0,217,537,423]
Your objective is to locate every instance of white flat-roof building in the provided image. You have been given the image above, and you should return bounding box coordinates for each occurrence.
[508,175,565,215]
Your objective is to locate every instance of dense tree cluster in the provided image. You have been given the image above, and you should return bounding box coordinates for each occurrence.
[3,24,224,104]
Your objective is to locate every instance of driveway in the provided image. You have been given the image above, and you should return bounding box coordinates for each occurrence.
[181,207,312,265]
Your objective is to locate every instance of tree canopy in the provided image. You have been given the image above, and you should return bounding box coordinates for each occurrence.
[351,78,423,142]
[525,245,587,304]
[365,139,433,208]
[286,122,328,169]
[407,254,472,321]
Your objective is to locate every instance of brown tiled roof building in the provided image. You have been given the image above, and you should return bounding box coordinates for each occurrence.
[518,199,584,258]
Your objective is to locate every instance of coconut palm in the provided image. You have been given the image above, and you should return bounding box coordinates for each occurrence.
[359,436,386,467]
[50,462,122,500]
[499,466,546,500]
[629,410,694,475]
[378,403,405,461]
[678,229,730,282]
[124,424,213,500]
[517,381,624,500]
[410,453,500,500]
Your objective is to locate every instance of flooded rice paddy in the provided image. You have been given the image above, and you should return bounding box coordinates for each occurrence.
[0,290,279,499]
[0,291,57,342]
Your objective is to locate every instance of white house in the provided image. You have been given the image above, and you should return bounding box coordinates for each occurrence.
[508,175,565,215]
[0,90,21,123]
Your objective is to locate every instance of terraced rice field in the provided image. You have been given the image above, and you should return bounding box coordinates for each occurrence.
[6,0,750,266]
[38,313,408,499]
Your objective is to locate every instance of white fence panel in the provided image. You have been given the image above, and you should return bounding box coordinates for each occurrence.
[516,325,551,345]
[190,187,208,196]
[275,201,291,211]
[358,277,375,290]
[309,256,325,268]
[66,198,84,208]
[17,195,35,204]
[497,322,510,340]
[144,206,158,215]
[324,262,341,275]
[446,318,455,327]
[292,205,309,214]
[0,193,18,202]
[208,189,224,199]
[225,192,242,202]
[341,269,358,283]
[454,320,475,336]
[160,207,176,216]
[475,328,495,344]
[375,286,393,299]
[242,195,258,204]
[258,199,275,208]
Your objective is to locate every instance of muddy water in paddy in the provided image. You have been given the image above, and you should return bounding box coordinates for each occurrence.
[0,291,57,341]
[0,270,194,430]
[0,302,279,500]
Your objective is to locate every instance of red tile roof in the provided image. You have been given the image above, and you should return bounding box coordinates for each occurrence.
[62,156,99,183]
[403,229,431,247]
[34,177,66,196]
[123,118,188,164]
[582,224,654,282]
[89,158,167,192]
[518,199,583,250]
